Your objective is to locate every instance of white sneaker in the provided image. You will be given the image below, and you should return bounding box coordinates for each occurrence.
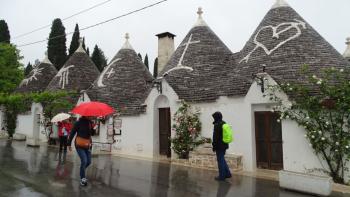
[80,178,87,186]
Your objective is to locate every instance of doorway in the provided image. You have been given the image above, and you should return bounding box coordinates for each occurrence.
[159,108,171,158]
[255,111,283,170]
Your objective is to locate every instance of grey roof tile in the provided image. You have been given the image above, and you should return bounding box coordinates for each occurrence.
[16,62,57,93]
[229,6,350,96]
[87,47,153,116]
[46,51,100,97]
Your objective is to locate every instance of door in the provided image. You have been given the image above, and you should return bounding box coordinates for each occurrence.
[255,112,283,170]
[159,108,171,157]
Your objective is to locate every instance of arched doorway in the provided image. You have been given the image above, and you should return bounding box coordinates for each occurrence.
[153,95,171,158]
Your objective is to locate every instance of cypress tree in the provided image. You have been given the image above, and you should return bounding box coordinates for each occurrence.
[91,45,107,72]
[144,54,149,69]
[82,37,86,50]
[68,24,80,56]
[47,18,67,70]
[137,53,142,61]
[0,20,10,43]
[153,57,158,78]
[24,62,33,76]
[86,47,90,56]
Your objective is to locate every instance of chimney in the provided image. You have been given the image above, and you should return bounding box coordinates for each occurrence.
[343,37,350,62]
[156,32,176,74]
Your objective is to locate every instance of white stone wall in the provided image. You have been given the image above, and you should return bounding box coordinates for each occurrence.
[16,113,33,137]
[0,107,4,131]
[16,103,46,142]
[88,75,350,177]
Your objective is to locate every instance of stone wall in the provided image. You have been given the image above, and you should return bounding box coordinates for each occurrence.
[171,143,243,171]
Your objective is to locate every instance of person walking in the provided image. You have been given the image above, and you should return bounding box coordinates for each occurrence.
[58,120,72,156]
[68,116,94,186]
[212,111,232,181]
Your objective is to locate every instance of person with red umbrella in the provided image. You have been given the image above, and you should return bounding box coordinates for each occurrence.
[67,116,94,186]
[68,101,114,187]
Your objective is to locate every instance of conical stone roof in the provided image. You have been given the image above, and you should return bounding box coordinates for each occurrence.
[16,53,57,93]
[160,8,233,102]
[88,34,153,116]
[229,1,349,96]
[46,40,100,94]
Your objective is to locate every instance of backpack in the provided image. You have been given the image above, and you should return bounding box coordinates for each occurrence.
[222,123,233,143]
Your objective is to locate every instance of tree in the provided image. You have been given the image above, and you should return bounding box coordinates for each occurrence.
[91,45,107,72]
[0,43,24,93]
[0,20,10,43]
[24,62,33,76]
[144,54,149,69]
[86,47,90,56]
[47,18,67,70]
[267,65,350,184]
[82,37,86,51]
[137,53,142,61]
[153,57,158,78]
[68,24,80,56]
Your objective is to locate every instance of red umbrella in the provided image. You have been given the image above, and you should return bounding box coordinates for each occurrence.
[71,101,115,116]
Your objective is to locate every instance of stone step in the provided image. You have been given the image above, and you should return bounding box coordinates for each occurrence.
[171,144,243,171]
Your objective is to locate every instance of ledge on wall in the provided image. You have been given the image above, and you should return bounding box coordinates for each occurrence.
[279,170,332,196]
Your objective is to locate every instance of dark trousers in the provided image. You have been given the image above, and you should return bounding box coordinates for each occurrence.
[215,149,231,179]
[76,147,91,179]
[59,136,68,153]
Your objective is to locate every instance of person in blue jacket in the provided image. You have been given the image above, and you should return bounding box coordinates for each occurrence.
[212,111,232,181]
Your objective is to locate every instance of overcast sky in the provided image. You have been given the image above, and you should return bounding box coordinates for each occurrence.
[1,0,350,73]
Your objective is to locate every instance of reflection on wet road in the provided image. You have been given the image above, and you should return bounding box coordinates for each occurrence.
[0,140,347,197]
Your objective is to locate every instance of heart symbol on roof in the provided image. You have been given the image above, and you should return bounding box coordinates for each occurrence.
[240,19,306,63]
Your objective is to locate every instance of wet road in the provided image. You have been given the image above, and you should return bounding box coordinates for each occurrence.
[0,139,347,197]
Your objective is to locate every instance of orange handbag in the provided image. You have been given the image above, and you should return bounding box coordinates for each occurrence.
[75,136,91,149]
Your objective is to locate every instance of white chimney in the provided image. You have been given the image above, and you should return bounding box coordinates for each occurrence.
[156,32,176,74]
[343,37,350,61]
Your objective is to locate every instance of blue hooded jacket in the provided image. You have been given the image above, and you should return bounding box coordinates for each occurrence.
[212,111,229,151]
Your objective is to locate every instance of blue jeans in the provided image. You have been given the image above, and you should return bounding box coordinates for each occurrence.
[76,147,91,179]
[216,149,231,179]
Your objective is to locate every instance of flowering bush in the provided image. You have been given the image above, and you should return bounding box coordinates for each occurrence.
[266,65,350,184]
[171,100,206,159]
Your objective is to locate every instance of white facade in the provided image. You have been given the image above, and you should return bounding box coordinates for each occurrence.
[13,76,348,176]
[90,74,349,178]
[16,103,47,145]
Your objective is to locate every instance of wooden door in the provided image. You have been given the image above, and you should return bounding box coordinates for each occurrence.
[255,112,283,170]
[159,108,171,157]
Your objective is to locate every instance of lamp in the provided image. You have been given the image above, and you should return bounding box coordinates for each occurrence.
[153,80,162,94]
[252,64,267,93]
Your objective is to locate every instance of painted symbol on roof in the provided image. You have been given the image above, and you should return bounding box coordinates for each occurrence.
[177,34,200,67]
[57,65,74,89]
[240,19,306,63]
[97,58,121,87]
[164,34,199,76]
[20,67,44,87]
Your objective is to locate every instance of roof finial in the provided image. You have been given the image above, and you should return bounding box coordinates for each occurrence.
[197,7,203,17]
[121,33,133,50]
[125,33,130,40]
[343,37,350,59]
[272,0,290,9]
[76,37,85,53]
[193,7,207,27]
[42,50,52,64]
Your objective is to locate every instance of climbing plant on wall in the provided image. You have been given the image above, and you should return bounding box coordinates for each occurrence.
[171,100,208,159]
[266,65,350,184]
[0,91,75,138]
